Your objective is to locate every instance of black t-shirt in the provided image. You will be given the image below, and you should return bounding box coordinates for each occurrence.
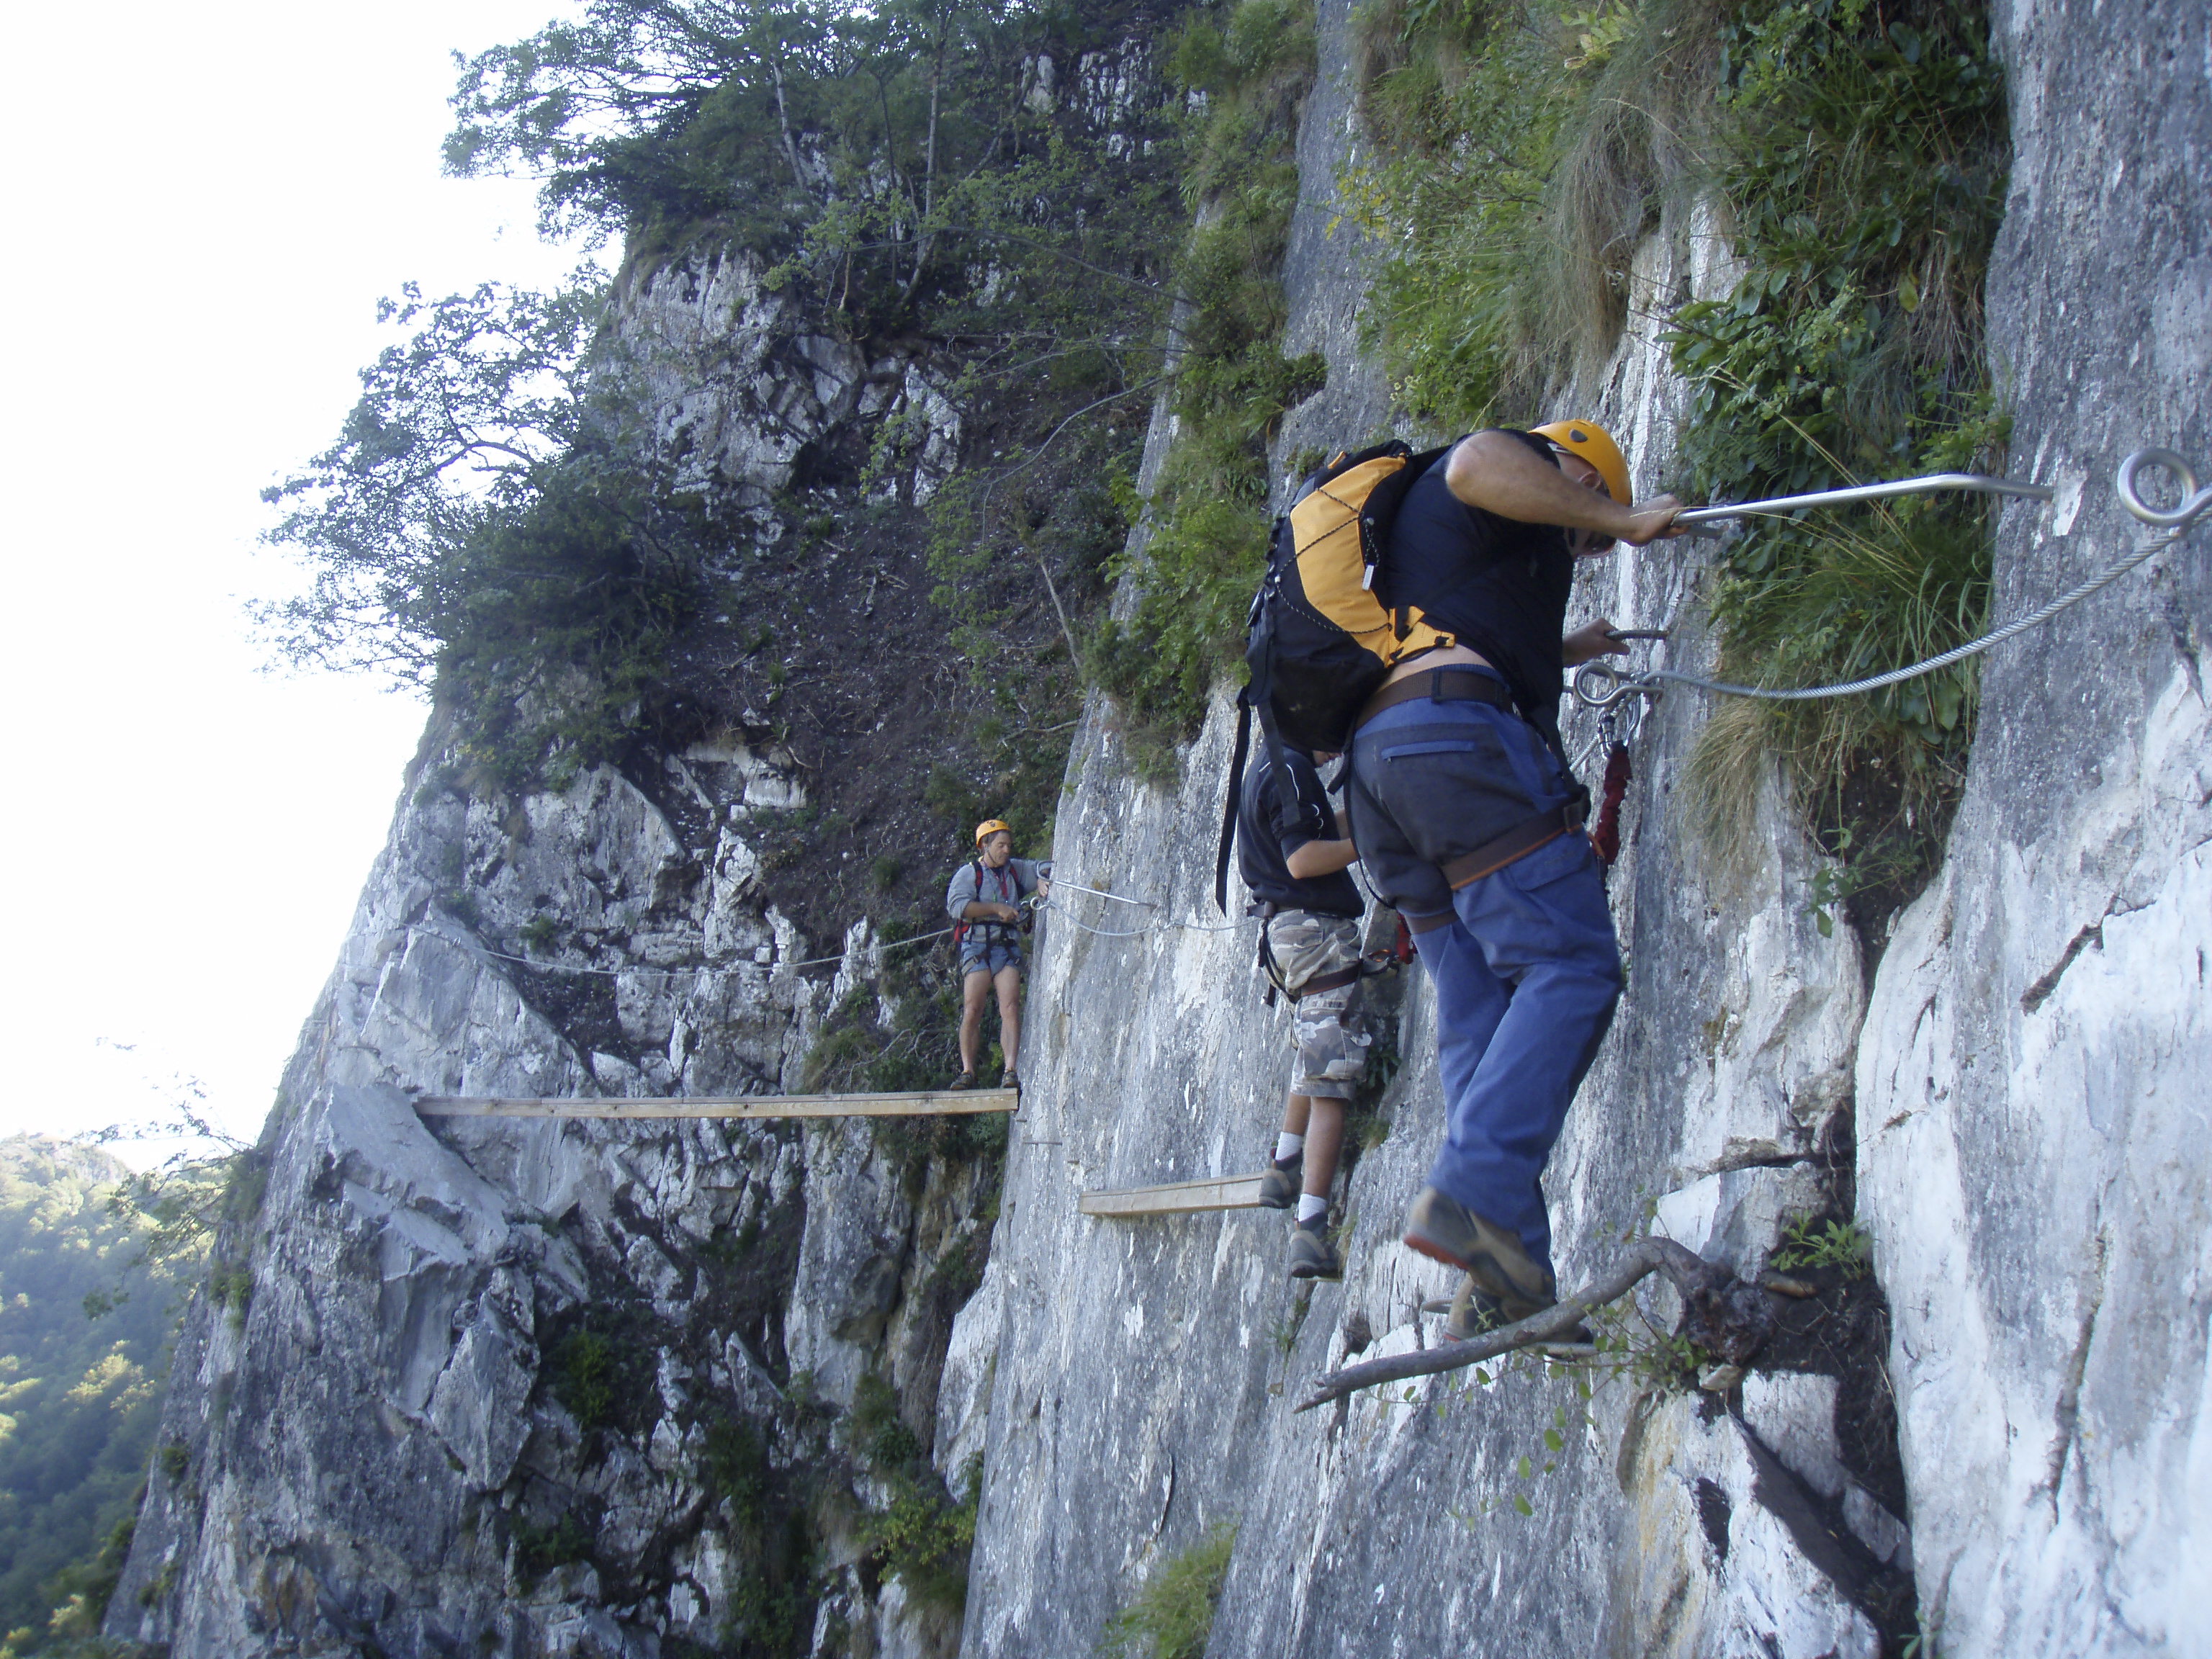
[1382,428,1576,748]
[1237,747,1363,916]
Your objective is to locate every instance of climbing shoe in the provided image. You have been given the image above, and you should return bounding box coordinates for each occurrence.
[1287,1215,1342,1281]
[1256,1155,1303,1209]
[947,1071,976,1091]
[1000,1068,1020,1092]
[1401,1187,1554,1310]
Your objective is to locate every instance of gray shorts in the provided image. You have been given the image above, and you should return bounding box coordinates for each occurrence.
[1267,910,1370,1101]
[961,939,1024,977]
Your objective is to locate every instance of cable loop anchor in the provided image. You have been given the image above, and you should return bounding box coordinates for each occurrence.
[1572,660,1660,712]
[2117,448,2212,531]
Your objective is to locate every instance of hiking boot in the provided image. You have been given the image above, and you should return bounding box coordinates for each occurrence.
[947,1071,976,1091]
[1401,1187,1554,1310]
[1287,1215,1342,1281]
[1256,1155,1303,1209]
[999,1068,1020,1092]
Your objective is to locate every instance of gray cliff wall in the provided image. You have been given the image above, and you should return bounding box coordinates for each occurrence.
[100,0,2210,1650]
[1853,0,2212,1649]
[957,2,2209,1657]
[957,6,1888,1654]
[105,716,992,1655]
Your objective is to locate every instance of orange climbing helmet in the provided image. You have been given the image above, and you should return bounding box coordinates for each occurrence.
[1532,418,1631,505]
[974,819,1012,847]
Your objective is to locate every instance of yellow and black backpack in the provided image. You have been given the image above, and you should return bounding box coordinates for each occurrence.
[1214,439,1455,911]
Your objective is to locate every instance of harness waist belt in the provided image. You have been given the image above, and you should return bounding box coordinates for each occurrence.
[1357,666,1516,729]
[1282,963,1362,1002]
[1441,803,1588,889]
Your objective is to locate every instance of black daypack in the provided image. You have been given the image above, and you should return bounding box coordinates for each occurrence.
[1214,441,1455,911]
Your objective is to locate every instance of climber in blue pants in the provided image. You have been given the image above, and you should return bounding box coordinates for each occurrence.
[1343,421,1681,1337]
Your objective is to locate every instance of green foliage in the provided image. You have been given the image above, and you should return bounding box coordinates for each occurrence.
[1097,1519,1238,1659]
[258,276,604,681]
[926,459,1135,834]
[698,1413,815,1652]
[845,1375,977,1613]
[1090,0,1323,772]
[258,273,734,790]
[1345,0,1714,427]
[1348,0,2006,892]
[511,1508,596,1589]
[1772,1214,1874,1277]
[1671,0,2008,877]
[0,1140,183,1653]
[283,0,1185,801]
[548,1324,647,1436]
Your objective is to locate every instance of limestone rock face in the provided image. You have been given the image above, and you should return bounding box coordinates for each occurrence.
[956,2,2206,1656]
[1853,0,2212,1648]
[103,0,2209,1649]
[957,14,1885,1648]
[105,735,992,1658]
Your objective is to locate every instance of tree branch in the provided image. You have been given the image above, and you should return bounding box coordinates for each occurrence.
[1296,1236,1771,1412]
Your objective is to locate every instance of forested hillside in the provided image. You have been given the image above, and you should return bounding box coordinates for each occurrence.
[0,1141,177,1658]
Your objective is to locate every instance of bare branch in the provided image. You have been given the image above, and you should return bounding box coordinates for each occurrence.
[1296,1237,1773,1411]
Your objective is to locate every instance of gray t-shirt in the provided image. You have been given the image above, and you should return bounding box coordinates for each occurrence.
[945,857,1051,937]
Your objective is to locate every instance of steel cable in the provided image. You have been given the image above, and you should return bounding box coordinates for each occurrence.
[1574,450,2209,712]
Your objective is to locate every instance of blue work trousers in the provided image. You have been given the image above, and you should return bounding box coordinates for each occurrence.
[1346,692,1622,1277]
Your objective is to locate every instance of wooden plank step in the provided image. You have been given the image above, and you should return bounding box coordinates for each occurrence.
[1079,1174,1267,1218]
[416,1089,1019,1120]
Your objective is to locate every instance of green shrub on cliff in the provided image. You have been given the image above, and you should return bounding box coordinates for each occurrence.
[1348,0,2008,899]
[1087,0,1325,769]
[1671,0,2008,881]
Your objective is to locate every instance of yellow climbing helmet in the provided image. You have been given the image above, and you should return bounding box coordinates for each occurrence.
[974,819,1012,847]
[1532,418,1631,505]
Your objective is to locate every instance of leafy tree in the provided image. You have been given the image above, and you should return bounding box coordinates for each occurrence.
[0,1139,190,1655]
[262,0,1190,791]
[257,276,608,683]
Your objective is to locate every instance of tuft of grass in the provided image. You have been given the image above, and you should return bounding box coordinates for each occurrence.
[1666,0,2008,898]
[1344,0,1720,428]
[1099,1520,1239,1659]
[1346,0,2008,915]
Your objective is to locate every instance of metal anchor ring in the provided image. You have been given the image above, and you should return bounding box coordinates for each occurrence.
[2118,449,2212,531]
[1573,661,1659,712]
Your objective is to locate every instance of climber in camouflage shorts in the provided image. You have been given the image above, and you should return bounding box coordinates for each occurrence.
[1267,910,1370,1102]
[1236,743,1369,1281]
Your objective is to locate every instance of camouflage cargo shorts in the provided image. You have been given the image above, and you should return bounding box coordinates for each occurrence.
[1266,910,1370,1101]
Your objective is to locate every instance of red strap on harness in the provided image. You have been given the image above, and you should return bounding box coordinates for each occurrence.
[1588,742,1632,866]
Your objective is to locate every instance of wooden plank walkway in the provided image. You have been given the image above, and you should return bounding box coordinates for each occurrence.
[416,1088,1019,1120]
[1079,1173,1267,1218]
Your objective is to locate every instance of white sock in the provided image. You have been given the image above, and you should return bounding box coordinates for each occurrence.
[1298,1195,1328,1225]
[1274,1132,1305,1164]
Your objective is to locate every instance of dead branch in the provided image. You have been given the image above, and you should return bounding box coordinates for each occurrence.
[1296,1236,1771,1412]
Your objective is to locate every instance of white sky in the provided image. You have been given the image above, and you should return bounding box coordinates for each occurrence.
[0,0,588,1158]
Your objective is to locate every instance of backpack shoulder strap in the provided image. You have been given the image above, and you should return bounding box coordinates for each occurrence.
[1215,691,1254,914]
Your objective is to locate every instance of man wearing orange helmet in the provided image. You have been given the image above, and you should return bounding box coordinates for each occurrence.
[944,820,1051,1089]
[1342,421,1682,1338]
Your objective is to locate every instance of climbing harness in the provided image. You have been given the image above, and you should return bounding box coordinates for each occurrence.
[1572,451,2208,713]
